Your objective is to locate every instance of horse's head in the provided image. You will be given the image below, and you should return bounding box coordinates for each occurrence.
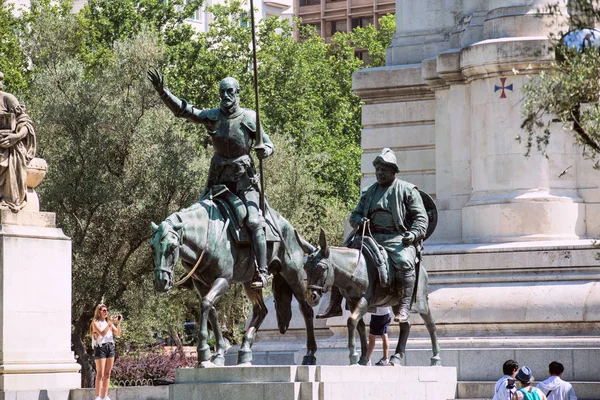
[150,219,183,292]
[297,228,334,308]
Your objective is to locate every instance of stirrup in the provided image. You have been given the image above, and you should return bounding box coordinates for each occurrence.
[250,272,269,290]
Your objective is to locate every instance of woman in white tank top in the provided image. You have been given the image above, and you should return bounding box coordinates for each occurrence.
[90,304,122,400]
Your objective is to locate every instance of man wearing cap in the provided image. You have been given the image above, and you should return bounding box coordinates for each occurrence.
[513,366,548,400]
[317,148,428,323]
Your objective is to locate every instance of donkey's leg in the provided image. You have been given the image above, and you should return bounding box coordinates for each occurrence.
[197,277,230,366]
[357,317,369,366]
[282,266,317,365]
[390,321,410,366]
[237,282,268,365]
[421,310,441,366]
[348,297,369,365]
[208,306,227,366]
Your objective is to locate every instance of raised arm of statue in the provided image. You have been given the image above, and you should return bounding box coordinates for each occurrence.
[147,68,209,125]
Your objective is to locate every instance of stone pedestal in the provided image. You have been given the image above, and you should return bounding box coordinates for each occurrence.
[170,365,457,400]
[0,210,81,392]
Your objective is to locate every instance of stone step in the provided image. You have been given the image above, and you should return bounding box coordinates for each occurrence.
[171,365,457,400]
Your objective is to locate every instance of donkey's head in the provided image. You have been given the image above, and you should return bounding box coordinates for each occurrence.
[297,228,335,307]
[150,219,183,292]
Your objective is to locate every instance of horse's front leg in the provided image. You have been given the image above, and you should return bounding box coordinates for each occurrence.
[198,277,230,366]
[356,317,369,366]
[347,297,369,365]
[236,282,268,365]
[390,320,410,366]
[207,306,227,366]
[421,310,441,366]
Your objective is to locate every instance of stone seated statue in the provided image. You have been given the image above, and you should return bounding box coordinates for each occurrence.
[0,72,46,213]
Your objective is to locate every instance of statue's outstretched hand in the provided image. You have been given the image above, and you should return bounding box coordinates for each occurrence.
[147,68,164,94]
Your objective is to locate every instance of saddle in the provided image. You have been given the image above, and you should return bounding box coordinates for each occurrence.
[208,184,281,244]
[348,236,392,288]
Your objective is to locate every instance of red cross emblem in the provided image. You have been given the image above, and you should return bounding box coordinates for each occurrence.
[494,78,513,99]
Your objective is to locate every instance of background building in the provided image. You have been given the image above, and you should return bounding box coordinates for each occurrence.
[293,0,394,41]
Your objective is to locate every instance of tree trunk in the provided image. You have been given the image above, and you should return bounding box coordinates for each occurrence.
[168,325,187,367]
[72,314,95,388]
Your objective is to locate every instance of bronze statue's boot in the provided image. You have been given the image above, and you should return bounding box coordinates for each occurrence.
[250,228,269,290]
[316,286,343,319]
[394,273,415,323]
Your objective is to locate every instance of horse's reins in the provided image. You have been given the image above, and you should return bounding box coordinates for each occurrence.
[350,219,369,279]
[174,200,229,287]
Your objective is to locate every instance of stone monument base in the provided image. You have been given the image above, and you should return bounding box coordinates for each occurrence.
[0,210,80,394]
[170,365,457,400]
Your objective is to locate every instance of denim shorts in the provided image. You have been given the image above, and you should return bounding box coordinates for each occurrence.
[94,342,116,359]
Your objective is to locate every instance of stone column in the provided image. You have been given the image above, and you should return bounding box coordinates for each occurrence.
[0,210,80,392]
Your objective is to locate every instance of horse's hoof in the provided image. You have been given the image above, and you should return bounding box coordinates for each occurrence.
[349,354,360,365]
[358,357,369,366]
[198,361,217,368]
[237,349,253,364]
[430,356,442,367]
[389,353,404,366]
[302,355,317,365]
[197,346,212,363]
[237,361,252,366]
[211,354,225,366]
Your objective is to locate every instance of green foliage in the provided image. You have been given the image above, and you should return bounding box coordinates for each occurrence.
[76,0,202,71]
[257,16,363,204]
[343,13,395,68]
[521,1,600,167]
[0,0,29,93]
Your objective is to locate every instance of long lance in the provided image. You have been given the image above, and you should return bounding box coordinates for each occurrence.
[248,0,266,214]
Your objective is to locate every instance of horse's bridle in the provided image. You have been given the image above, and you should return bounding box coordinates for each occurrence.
[155,220,182,279]
[305,254,334,294]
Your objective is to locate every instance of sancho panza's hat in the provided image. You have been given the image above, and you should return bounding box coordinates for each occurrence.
[373,148,400,173]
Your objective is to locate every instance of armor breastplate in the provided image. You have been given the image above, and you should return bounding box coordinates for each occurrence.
[210,110,253,159]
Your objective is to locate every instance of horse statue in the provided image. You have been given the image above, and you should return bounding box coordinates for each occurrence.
[151,190,317,366]
[298,228,440,366]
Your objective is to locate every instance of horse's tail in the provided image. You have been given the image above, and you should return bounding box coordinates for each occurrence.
[272,273,293,334]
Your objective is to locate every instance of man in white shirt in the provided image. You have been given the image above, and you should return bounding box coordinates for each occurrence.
[537,361,577,400]
[493,359,519,400]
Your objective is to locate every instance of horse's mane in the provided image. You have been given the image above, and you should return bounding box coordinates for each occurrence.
[165,201,211,226]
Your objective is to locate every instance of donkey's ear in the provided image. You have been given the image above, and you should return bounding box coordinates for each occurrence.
[319,228,329,258]
[151,222,159,232]
[295,230,316,254]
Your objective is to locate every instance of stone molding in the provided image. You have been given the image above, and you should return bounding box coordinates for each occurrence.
[352,64,433,103]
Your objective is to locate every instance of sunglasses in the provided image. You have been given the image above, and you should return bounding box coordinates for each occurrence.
[101,309,108,312]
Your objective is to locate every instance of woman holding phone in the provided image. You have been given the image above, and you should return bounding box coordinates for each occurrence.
[90,304,122,400]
